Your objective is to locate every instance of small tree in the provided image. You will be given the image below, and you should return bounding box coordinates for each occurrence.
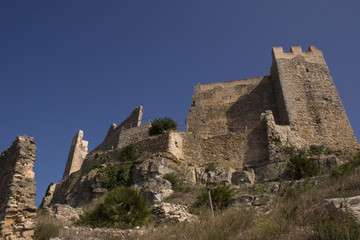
[76,186,152,228]
[196,184,233,210]
[149,117,178,136]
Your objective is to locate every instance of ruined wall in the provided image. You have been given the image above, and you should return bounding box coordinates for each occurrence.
[186,76,278,138]
[62,130,88,179]
[185,76,277,166]
[92,106,148,152]
[0,136,37,240]
[271,46,359,151]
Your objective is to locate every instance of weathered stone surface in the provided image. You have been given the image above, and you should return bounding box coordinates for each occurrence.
[325,196,360,225]
[134,177,173,204]
[92,106,150,153]
[40,183,56,208]
[0,136,37,240]
[62,130,88,179]
[152,202,197,224]
[44,204,83,224]
[271,46,359,152]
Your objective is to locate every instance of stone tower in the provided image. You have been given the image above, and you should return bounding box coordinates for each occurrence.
[271,46,358,151]
[186,46,359,154]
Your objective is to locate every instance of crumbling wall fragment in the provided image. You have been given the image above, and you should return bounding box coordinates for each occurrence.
[92,106,150,152]
[62,130,88,179]
[0,136,37,240]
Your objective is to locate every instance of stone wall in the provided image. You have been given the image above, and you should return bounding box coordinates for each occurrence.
[91,106,147,152]
[271,46,359,151]
[0,136,37,240]
[185,76,277,167]
[62,130,88,179]
[186,76,278,138]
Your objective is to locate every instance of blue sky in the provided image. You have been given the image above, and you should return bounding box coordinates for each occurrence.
[1,1,359,206]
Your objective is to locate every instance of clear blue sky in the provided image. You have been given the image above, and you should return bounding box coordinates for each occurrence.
[1,1,359,206]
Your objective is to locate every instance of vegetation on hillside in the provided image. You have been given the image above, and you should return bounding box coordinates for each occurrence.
[135,152,360,240]
[163,173,191,192]
[195,184,233,211]
[96,145,138,189]
[34,211,62,240]
[76,186,152,228]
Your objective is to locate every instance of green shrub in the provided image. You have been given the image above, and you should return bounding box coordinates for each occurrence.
[119,145,138,162]
[163,173,181,192]
[310,145,325,156]
[96,145,138,189]
[196,184,233,210]
[162,173,190,192]
[97,161,133,189]
[76,186,152,228]
[149,117,177,136]
[205,162,217,172]
[287,150,319,179]
[331,153,360,178]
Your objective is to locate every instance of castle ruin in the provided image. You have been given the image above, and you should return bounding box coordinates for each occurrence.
[0,136,37,240]
[47,46,359,207]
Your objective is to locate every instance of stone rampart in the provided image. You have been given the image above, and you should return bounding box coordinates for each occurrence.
[0,136,37,240]
[92,106,147,152]
[186,76,278,138]
[62,130,88,179]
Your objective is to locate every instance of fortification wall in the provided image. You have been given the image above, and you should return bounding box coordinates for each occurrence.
[271,46,359,151]
[62,130,88,179]
[186,76,278,137]
[92,106,146,152]
[185,76,277,166]
[0,136,37,240]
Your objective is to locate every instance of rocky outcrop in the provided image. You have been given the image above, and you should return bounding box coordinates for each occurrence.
[43,204,83,224]
[325,196,360,225]
[0,136,37,240]
[152,202,197,224]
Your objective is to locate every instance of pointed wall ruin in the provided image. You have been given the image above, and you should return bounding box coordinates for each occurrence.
[62,130,88,179]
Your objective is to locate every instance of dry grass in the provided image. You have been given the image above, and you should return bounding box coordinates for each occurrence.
[35,211,63,240]
[132,207,255,240]
[132,165,360,240]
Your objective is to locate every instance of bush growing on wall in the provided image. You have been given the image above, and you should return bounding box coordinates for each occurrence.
[149,117,178,136]
[76,186,152,228]
[287,150,319,179]
[96,145,137,189]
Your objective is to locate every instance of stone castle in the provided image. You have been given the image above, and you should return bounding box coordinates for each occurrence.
[40,46,359,208]
[1,46,359,238]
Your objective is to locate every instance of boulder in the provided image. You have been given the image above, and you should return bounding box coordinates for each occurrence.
[325,196,360,225]
[152,202,197,224]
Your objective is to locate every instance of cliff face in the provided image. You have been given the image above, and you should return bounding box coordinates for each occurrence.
[0,136,37,240]
[42,46,359,210]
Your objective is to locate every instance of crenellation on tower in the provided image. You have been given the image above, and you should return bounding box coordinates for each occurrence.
[271,46,358,150]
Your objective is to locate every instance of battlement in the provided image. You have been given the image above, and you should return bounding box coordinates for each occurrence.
[272,46,324,60]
